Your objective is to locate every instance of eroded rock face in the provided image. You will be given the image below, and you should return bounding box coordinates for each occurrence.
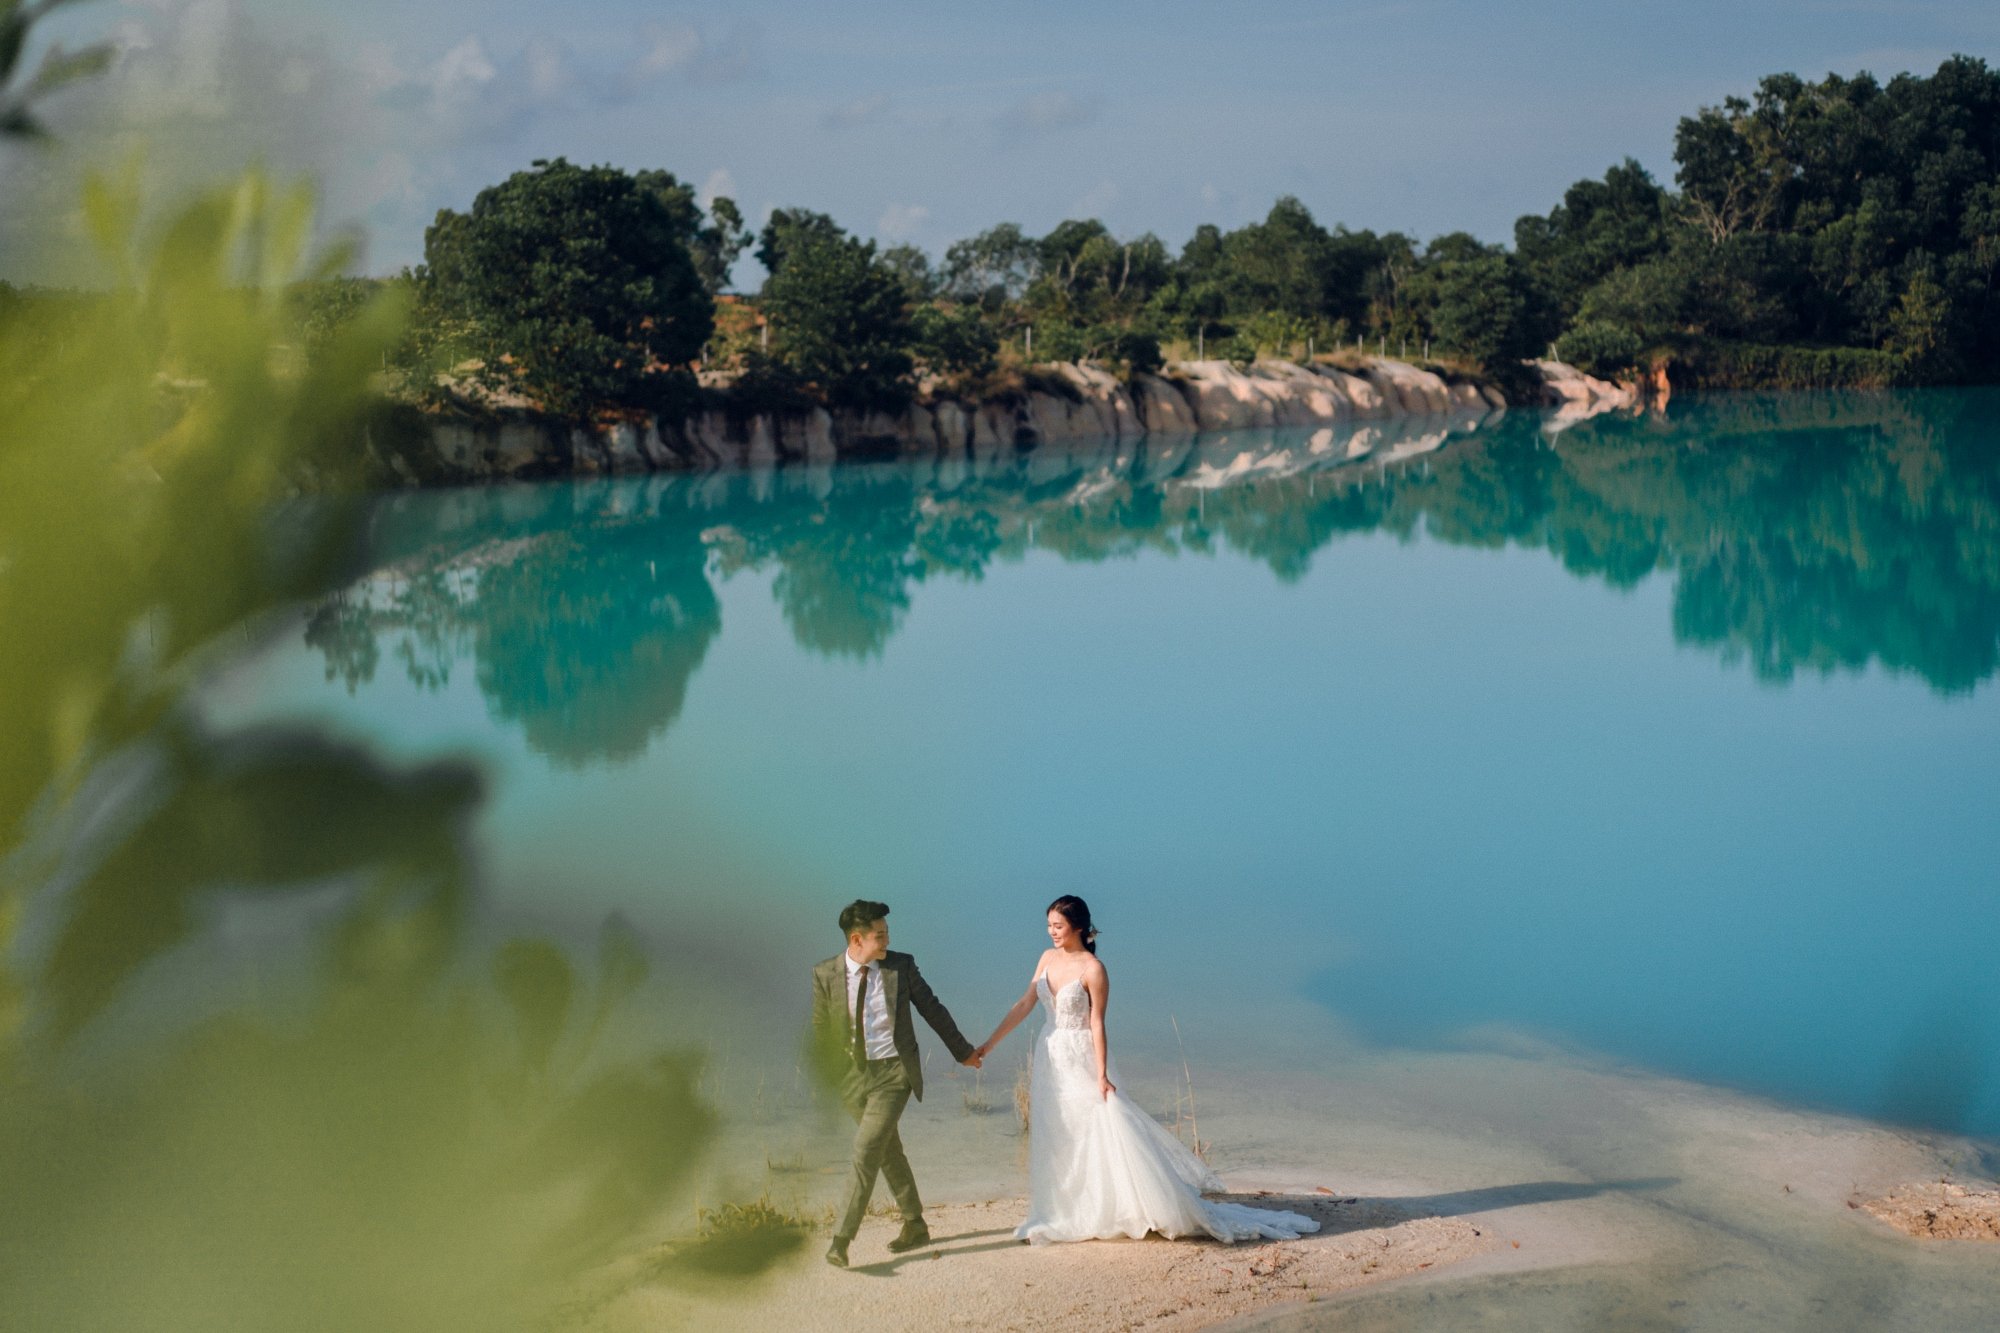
[1131,373,1197,433]
[393,359,1632,484]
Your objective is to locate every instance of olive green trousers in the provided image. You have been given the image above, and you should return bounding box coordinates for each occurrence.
[835,1057,922,1241]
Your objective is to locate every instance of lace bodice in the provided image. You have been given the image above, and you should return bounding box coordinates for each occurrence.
[1038,974,1092,1030]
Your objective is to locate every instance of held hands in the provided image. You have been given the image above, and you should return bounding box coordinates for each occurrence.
[963,1046,986,1069]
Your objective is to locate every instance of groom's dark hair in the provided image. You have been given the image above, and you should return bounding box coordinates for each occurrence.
[838,899,891,937]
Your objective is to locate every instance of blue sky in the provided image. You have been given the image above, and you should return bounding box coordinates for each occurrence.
[8,1,1999,281]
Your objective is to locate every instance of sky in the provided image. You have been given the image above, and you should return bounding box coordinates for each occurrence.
[4,0,1998,282]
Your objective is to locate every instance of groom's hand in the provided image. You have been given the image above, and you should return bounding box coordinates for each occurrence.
[962,1049,984,1069]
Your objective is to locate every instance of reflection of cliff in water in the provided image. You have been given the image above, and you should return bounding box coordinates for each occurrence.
[309,390,2000,764]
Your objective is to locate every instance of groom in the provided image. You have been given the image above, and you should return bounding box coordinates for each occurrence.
[810,899,981,1268]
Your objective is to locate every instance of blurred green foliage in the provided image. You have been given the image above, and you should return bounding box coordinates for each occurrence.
[0,109,773,1333]
[0,0,112,139]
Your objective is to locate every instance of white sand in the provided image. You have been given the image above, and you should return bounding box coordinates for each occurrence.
[564,1001,2000,1331]
[589,1193,1489,1332]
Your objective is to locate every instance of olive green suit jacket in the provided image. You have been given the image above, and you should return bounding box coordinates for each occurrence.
[810,951,975,1102]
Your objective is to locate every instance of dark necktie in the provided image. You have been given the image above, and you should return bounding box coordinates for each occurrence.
[851,964,870,1067]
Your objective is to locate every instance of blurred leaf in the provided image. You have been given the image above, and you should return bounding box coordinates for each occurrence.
[1,2,108,140]
[38,725,483,1043]
[597,912,650,1013]
[0,8,25,85]
[523,1053,716,1269]
[23,41,111,99]
[494,938,574,1076]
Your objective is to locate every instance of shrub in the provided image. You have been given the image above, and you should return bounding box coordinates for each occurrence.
[1554,320,1643,376]
[911,303,999,383]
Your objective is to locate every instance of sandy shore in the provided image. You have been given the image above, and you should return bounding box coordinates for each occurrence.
[582,1187,1492,1332]
[555,1000,2000,1331]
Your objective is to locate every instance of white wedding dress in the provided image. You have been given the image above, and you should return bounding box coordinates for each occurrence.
[1014,971,1320,1244]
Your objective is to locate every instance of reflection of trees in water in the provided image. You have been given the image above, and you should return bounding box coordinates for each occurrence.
[1541,395,2000,691]
[473,527,719,766]
[312,390,2000,770]
[709,472,924,660]
[313,518,719,767]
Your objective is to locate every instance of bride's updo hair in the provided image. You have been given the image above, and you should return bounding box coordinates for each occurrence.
[1046,895,1099,954]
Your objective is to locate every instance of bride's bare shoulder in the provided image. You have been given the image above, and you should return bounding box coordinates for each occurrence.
[1083,954,1109,979]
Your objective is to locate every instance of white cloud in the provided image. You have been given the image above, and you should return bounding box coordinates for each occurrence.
[629,19,764,87]
[522,37,579,103]
[0,6,759,280]
[699,168,737,208]
[427,36,498,109]
[0,0,384,280]
[876,202,930,240]
[635,24,702,78]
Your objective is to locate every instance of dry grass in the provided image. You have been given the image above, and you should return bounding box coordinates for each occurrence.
[961,1066,993,1115]
[671,1195,819,1275]
[1168,1015,1210,1162]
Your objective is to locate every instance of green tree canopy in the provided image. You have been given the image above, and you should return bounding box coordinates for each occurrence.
[423,158,715,418]
[755,207,847,276]
[762,231,915,411]
[941,223,1041,306]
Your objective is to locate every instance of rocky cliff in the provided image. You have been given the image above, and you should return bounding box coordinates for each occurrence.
[379,358,1636,485]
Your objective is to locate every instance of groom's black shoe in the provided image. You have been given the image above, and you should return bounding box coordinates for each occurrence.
[825,1236,850,1268]
[885,1219,932,1253]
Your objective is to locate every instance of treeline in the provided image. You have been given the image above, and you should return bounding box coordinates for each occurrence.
[261,54,2000,420]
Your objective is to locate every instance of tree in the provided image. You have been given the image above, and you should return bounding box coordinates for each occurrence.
[762,233,915,411]
[910,303,997,383]
[423,158,714,418]
[1884,252,1960,378]
[1423,250,1536,367]
[1513,159,1674,325]
[1220,196,1334,319]
[692,196,752,294]
[940,223,1040,306]
[755,207,847,276]
[880,244,939,301]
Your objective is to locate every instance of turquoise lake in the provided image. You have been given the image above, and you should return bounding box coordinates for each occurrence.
[243,389,2000,1148]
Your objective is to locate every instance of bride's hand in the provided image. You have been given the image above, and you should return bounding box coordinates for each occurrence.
[1098,1075,1116,1100]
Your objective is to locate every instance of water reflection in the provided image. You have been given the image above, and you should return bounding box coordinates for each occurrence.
[313,389,2000,767]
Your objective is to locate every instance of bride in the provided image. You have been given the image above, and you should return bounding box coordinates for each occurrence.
[973,896,1319,1244]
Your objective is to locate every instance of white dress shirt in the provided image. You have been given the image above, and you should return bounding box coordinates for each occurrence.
[844,953,898,1061]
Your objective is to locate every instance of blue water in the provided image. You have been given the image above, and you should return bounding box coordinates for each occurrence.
[256,391,2000,1142]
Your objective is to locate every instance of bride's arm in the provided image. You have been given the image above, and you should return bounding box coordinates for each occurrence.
[975,962,1042,1057]
[1087,962,1113,1099]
